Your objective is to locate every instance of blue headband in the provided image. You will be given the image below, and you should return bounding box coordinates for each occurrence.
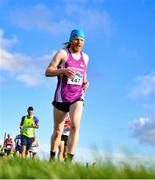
[69,29,85,42]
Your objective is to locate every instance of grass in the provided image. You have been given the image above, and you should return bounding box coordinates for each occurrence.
[0,158,155,179]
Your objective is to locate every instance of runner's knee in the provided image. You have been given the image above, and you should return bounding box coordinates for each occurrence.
[71,123,80,131]
[58,145,63,153]
[54,130,62,139]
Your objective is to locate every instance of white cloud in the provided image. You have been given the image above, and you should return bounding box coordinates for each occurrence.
[65,3,115,36]
[129,72,155,98]
[0,29,56,86]
[0,29,17,49]
[128,116,155,146]
[8,2,115,37]
[0,49,34,73]
[9,4,73,34]
[16,74,41,86]
[142,103,155,110]
[0,74,5,83]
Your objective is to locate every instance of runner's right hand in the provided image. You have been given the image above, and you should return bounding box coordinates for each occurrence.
[63,68,76,79]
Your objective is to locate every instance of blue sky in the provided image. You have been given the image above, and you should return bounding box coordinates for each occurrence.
[0,0,155,162]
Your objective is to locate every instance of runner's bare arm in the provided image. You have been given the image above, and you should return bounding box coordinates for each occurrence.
[45,50,66,77]
[83,53,89,67]
[45,49,76,78]
[82,53,90,90]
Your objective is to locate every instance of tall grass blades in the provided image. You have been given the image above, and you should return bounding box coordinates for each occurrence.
[0,158,155,179]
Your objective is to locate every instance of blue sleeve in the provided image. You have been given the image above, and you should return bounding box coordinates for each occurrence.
[20,116,25,126]
[34,116,39,124]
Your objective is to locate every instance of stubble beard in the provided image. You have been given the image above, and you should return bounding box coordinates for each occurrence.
[71,45,82,53]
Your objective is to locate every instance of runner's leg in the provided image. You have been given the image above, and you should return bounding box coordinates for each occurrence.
[50,107,67,159]
[58,141,65,161]
[67,101,83,158]
[21,145,27,157]
[63,144,68,160]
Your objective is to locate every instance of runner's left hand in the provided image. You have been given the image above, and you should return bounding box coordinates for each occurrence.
[82,80,89,90]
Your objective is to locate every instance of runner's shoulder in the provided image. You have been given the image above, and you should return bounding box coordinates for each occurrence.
[33,116,39,123]
[82,52,89,65]
[57,48,68,58]
[20,116,26,124]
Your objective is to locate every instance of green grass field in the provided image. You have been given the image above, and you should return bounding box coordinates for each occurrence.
[0,158,155,179]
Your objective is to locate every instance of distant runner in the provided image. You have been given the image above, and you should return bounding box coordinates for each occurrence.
[20,106,39,158]
[29,137,39,159]
[0,145,5,158]
[4,134,14,156]
[14,133,22,157]
[58,113,71,161]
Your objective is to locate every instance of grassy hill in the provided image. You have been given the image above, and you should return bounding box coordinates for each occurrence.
[0,158,155,179]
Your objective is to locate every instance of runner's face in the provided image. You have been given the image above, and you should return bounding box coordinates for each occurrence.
[70,37,84,52]
[28,110,33,116]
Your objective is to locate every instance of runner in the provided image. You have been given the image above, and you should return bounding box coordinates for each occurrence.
[45,29,89,162]
[29,137,39,159]
[20,106,39,158]
[14,133,22,157]
[0,145,5,158]
[4,134,14,157]
[58,113,71,161]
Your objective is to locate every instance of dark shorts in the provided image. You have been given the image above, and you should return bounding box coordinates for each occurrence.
[4,149,11,156]
[0,152,4,157]
[21,135,34,150]
[61,135,69,146]
[52,98,84,112]
[16,145,22,153]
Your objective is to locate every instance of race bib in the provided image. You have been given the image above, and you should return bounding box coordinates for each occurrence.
[6,145,11,150]
[25,126,32,132]
[67,73,83,85]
